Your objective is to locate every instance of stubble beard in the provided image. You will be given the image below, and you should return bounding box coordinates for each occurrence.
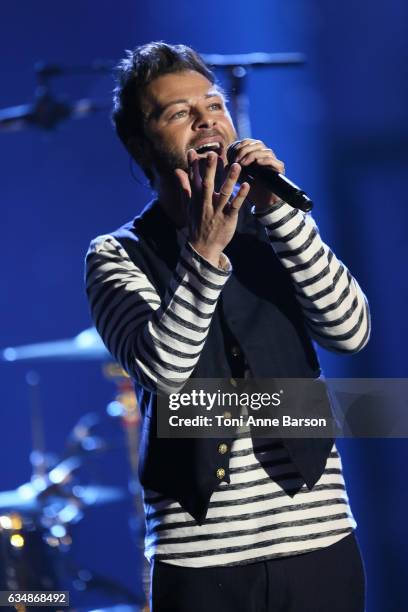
[150,141,190,176]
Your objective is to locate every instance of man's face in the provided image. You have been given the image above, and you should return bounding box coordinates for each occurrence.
[138,70,237,180]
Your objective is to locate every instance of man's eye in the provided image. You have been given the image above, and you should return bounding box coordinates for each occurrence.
[209,103,223,111]
[170,109,188,120]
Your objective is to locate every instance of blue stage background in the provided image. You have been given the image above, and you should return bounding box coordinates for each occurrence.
[1,1,407,610]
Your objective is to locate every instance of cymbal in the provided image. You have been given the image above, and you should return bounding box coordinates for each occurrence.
[0,483,126,513]
[1,327,110,362]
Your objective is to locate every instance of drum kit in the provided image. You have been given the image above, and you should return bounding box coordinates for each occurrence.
[0,328,149,612]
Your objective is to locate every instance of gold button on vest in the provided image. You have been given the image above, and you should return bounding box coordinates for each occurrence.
[216,467,226,480]
[218,443,228,454]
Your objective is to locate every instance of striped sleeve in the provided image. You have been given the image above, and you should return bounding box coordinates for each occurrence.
[252,202,371,353]
[85,234,231,394]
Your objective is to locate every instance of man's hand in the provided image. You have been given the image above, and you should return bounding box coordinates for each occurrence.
[231,139,285,211]
[174,150,250,268]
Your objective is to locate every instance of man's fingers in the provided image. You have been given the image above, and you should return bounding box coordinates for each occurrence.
[232,140,284,173]
[232,139,263,157]
[256,156,285,174]
[188,149,220,210]
[188,149,202,193]
[199,152,218,204]
[240,151,285,174]
[215,162,241,210]
[174,168,192,198]
[232,140,266,162]
[224,182,250,215]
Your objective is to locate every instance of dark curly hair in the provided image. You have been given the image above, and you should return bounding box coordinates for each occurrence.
[112,41,216,184]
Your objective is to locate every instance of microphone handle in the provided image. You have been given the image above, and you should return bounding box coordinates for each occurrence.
[240,164,313,213]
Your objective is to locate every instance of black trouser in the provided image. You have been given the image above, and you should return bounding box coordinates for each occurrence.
[150,532,366,611]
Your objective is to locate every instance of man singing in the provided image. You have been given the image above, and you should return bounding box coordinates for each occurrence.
[85,42,369,611]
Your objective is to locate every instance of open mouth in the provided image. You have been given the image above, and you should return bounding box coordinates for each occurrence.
[194,141,224,156]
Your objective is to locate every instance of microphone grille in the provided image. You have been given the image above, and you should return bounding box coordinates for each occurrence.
[226,140,242,165]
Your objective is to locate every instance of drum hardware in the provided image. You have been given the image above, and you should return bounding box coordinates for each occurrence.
[0,510,61,597]
[1,330,148,608]
[0,451,134,610]
[0,377,132,608]
[103,366,149,612]
[1,328,109,363]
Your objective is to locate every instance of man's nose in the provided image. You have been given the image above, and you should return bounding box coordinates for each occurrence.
[192,107,216,130]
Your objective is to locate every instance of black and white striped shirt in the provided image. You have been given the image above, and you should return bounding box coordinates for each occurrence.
[85,201,370,567]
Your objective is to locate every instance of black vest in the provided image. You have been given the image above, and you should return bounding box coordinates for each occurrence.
[113,199,334,524]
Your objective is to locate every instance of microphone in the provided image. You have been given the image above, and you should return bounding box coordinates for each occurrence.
[226,141,313,212]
